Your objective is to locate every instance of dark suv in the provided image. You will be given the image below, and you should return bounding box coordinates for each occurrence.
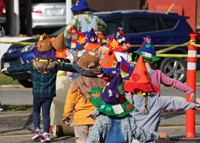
[1,10,199,87]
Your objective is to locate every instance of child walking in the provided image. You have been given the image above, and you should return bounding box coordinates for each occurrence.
[88,74,169,143]
[1,33,77,142]
[62,50,107,143]
[124,55,200,132]
[132,35,195,101]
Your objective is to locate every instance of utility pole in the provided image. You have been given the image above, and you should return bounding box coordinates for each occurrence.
[6,0,20,36]
[26,0,32,36]
[66,0,73,24]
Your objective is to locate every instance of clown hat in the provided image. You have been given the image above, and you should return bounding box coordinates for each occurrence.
[71,0,90,12]
[90,74,135,118]
[124,55,159,93]
[107,27,131,52]
[32,33,55,59]
[134,35,160,62]
[84,28,101,51]
[100,49,120,76]
[68,27,87,51]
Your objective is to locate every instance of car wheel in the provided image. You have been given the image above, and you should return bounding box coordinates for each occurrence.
[159,58,187,83]
[18,80,32,88]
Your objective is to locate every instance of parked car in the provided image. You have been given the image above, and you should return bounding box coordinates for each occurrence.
[31,0,66,29]
[0,0,6,24]
[97,10,200,83]
[1,10,199,87]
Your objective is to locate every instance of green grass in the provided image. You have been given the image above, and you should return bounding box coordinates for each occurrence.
[196,70,200,82]
[1,105,33,111]
[0,72,19,85]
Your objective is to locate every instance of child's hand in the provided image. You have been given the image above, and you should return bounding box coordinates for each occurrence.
[195,103,200,110]
[86,109,99,120]
[86,113,93,118]
[62,116,70,126]
[158,131,169,139]
[86,113,96,120]
[190,92,196,102]
[1,68,7,73]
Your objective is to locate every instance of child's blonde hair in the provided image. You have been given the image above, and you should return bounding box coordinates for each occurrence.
[32,58,58,73]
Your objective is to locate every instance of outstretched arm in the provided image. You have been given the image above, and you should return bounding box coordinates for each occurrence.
[159,97,197,111]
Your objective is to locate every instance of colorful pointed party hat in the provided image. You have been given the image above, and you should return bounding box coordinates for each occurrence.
[120,56,135,80]
[124,55,159,93]
[84,28,101,51]
[134,35,160,62]
[100,49,120,76]
[68,27,87,51]
[107,27,131,52]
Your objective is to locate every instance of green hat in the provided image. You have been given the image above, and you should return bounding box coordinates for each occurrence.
[134,35,160,62]
[90,75,135,118]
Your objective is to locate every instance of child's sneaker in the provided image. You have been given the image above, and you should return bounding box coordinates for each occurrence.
[40,133,50,142]
[32,129,41,140]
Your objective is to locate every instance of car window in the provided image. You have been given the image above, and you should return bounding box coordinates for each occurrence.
[128,16,157,33]
[161,17,178,29]
[104,17,123,36]
[50,26,65,37]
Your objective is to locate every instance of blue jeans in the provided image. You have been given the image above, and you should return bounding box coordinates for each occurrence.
[33,97,53,133]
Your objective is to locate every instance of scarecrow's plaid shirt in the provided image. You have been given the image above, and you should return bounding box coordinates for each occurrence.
[87,115,159,143]
[7,62,76,98]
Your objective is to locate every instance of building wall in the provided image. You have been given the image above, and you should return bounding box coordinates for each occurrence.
[197,0,200,32]
[148,0,197,32]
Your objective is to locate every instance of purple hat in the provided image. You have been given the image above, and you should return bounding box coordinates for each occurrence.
[71,0,90,12]
[120,56,135,80]
[90,74,135,118]
[32,47,55,59]
[32,33,56,59]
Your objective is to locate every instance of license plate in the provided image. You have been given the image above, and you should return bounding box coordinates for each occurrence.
[4,62,10,68]
[46,9,63,15]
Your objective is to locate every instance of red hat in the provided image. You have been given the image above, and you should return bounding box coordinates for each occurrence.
[124,55,159,93]
[107,27,131,52]
[68,27,87,51]
[84,28,101,51]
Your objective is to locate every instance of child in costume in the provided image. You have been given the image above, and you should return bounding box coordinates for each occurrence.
[124,55,200,133]
[50,32,73,136]
[132,35,195,101]
[87,74,169,143]
[100,27,134,82]
[1,33,77,142]
[62,50,107,143]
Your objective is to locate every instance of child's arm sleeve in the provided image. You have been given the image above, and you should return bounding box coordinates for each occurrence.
[160,71,193,95]
[59,63,77,73]
[159,97,196,110]
[63,84,77,119]
[7,63,32,73]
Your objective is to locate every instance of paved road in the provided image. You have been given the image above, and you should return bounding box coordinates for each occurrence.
[0,111,200,143]
[1,85,200,105]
